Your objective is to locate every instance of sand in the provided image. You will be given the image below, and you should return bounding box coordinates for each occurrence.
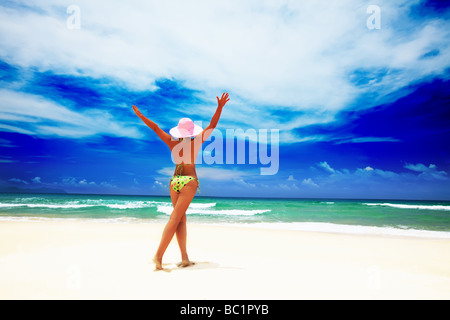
[0,220,449,300]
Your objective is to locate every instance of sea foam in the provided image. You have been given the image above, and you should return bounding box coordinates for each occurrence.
[156,204,270,216]
[0,200,218,210]
[364,203,450,211]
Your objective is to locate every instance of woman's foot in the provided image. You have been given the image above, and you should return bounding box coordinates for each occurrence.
[177,260,196,268]
[152,256,163,271]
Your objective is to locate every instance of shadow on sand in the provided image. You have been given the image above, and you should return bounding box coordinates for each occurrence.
[152,261,243,272]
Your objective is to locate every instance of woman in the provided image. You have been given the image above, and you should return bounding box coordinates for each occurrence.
[132,92,230,270]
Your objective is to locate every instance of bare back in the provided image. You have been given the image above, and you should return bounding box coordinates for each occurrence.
[167,135,204,178]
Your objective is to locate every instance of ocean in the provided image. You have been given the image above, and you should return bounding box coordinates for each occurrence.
[1,193,449,238]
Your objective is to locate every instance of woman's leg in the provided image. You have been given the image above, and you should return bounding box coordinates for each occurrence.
[168,187,190,264]
[176,214,190,264]
[153,180,198,270]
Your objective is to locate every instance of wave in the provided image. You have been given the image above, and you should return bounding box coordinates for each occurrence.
[156,205,270,216]
[0,215,151,224]
[0,203,96,209]
[0,200,162,210]
[189,203,217,209]
[364,203,450,211]
[0,202,149,209]
[0,200,217,211]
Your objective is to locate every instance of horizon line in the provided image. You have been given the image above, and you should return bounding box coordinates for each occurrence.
[1,191,449,202]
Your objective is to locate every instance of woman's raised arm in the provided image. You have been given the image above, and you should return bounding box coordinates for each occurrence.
[133,105,172,145]
[200,92,230,143]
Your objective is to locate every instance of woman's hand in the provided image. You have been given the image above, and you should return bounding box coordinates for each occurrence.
[132,105,143,118]
[217,92,230,108]
[133,105,172,145]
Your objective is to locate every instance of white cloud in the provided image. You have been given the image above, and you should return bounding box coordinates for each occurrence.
[318,161,399,180]
[8,178,29,184]
[405,163,448,180]
[287,175,296,181]
[355,167,399,179]
[314,161,448,183]
[60,177,118,189]
[61,177,77,185]
[235,178,256,188]
[334,137,401,144]
[0,155,16,163]
[0,138,16,148]
[0,89,142,138]
[1,0,449,142]
[152,180,165,191]
[0,124,35,136]
[31,176,41,183]
[404,163,429,172]
[63,177,90,185]
[302,178,319,188]
[318,161,336,174]
[0,159,15,163]
[278,183,291,191]
[100,181,116,188]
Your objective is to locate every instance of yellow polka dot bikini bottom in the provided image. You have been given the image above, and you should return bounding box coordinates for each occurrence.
[170,164,199,193]
[170,175,199,193]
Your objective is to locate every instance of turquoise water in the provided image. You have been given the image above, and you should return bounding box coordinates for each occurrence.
[1,193,449,237]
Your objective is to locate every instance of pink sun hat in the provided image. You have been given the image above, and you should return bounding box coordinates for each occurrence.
[169,118,203,138]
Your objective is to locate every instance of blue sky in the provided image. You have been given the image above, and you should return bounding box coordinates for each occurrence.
[0,0,449,199]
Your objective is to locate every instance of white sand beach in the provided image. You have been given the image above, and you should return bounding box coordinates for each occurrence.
[0,220,449,300]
